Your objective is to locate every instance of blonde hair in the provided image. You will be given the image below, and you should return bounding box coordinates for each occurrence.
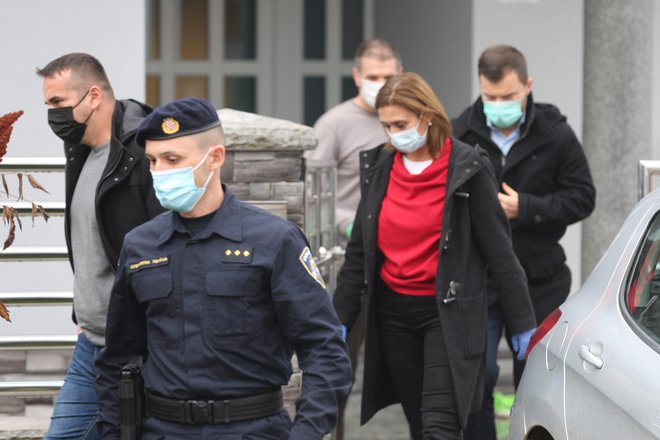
[375,72,452,157]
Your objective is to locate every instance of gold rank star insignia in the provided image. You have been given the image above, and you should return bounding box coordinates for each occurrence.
[222,245,253,263]
[161,117,180,135]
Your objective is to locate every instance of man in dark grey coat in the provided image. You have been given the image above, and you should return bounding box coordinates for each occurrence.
[453,45,596,440]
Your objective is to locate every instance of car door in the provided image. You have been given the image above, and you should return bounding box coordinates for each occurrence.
[562,206,660,440]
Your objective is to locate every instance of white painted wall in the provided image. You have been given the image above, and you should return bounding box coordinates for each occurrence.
[1,1,145,337]
[472,0,585,290]
[374,0,473,117]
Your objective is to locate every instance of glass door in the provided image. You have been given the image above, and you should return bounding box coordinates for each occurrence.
[146,0,373,125]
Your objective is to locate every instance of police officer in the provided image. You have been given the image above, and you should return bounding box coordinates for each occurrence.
[95,97,352,439]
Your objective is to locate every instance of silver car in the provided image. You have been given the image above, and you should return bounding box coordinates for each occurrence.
[509,189,660,440]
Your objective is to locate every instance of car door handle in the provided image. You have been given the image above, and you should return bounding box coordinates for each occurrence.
[579,345,603,369]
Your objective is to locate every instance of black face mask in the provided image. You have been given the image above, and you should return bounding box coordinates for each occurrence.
[47,90,93,144]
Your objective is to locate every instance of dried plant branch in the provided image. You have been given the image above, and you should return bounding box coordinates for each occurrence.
[0,110,37,322]
[0,110,24,164]
[0,303,9,322]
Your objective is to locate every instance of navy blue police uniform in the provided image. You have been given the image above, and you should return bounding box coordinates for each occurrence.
[95,98,352,439]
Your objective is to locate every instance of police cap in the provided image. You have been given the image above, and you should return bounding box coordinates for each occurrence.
[136,97,221,147]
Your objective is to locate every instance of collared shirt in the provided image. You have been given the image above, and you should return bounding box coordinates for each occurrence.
[97,186,352,439]
[487,111,526,156]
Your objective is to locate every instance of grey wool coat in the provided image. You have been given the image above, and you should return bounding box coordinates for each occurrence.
[332,137,536,428]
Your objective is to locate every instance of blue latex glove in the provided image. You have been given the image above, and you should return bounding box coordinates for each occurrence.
[341,325,347,341]
[511,327,536,360]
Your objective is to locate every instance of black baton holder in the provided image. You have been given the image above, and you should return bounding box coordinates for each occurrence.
[119,356,144,440]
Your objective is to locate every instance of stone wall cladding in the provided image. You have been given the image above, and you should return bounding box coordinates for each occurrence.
[219,108,315,228]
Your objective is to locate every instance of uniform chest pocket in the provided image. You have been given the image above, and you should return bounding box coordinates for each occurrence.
[130,270,180,348]
[203,268,263,346]
[132,272,173,303]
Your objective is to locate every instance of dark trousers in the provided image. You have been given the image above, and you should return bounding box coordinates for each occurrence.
[378,287,461,440]
[464,264,571,440]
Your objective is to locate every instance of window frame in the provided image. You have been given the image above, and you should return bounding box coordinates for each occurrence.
[621,211,660,349]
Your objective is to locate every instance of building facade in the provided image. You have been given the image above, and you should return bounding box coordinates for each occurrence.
[1,0,660,334]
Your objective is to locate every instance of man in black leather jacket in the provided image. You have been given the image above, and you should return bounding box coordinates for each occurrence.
[38,53,164,439]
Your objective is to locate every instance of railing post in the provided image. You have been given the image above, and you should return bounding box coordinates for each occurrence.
[638,160,660,200]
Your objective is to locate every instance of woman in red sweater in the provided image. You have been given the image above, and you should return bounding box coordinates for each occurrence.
[332,72,536,439]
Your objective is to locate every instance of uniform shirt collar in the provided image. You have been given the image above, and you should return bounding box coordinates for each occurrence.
[156,184,242,244]
[486,110,526,156]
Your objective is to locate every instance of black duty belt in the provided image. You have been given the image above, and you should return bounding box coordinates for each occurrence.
[145,389,283,425]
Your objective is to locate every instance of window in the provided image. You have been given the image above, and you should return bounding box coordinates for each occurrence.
[180,0,208,59]
[341,0,363,60]
[304,0,325,60]
[341,76,357,102]
[225,0,256,59]
[304,77,325,127]
[145,0,373,122]
[224,76,256,112]
[626,213,660,343]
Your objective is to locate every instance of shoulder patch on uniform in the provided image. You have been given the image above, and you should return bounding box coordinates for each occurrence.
[128,256,169,272]
[223,245,253,263]
[299,247,326,289]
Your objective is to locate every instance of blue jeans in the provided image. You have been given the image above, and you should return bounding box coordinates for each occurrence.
[45,332,101,440]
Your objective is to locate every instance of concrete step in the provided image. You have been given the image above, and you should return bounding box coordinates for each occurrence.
[0,350,68,439]
[0,404,51,440]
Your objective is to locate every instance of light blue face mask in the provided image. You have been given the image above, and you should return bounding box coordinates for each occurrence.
[389,115,428,154]
[151,149,214,212]
[483,100,524,128]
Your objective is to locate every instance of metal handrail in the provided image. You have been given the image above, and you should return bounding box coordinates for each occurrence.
[0,157,66,172]
[0,381,64,397]
[1,158,69,398]
[0,335,77,350]
[0,291,73,306]
[0,246,68,261]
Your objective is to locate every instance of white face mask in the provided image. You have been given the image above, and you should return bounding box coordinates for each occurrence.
[388,114,428,154]
[360,78,385,110]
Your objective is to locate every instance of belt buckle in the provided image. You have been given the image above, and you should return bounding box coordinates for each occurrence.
[187,400,214,424]
[221,399,231,423]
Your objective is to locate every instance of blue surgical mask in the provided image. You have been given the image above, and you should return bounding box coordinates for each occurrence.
[151,149,214,212]
[389,115,427,154]
[483,100,523,128]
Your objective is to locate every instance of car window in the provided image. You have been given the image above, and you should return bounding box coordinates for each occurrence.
[626,213,660,344]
